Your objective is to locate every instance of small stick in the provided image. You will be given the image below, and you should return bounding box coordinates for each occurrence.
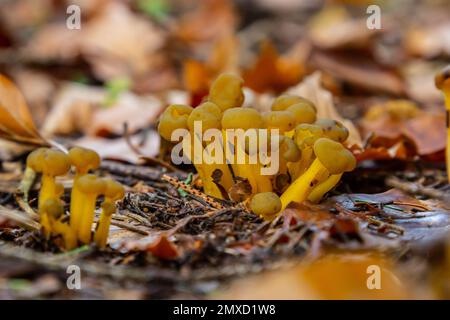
[162,174,225,210]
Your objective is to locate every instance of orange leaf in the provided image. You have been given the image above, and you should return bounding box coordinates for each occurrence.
[242,41,304,94]
[0,74,45,145]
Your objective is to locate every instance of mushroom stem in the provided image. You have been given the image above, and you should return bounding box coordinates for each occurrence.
[70,174,83,233]
[39,174,56,210]
[288,146,313,179]
[78,193,97,244]
[307,173,342,203]
[280,158,328,211]
[94,202,115,248]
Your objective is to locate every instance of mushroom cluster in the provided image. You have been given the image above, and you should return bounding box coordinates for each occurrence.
[26,147,125,249]
[158,73,356,220]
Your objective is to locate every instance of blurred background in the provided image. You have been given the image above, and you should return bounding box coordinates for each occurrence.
[0,0,449,299]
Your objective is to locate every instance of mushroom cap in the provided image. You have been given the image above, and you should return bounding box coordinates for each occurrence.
[221,107,264,130]
[187,102,222,132]
[208,73,244,111]
[274,136,301,162]
[77,174,106,194]
[68,147,101,174]
[294,123,324,148]
[104,179,125,201]
[26,148,47,172]
[287,102,317,124]
[27,148,70,177]
[313,138,356,174]
[262,110,296,132]
[315,119,349,143]
[158,104,193,141]
[272,95,316,112]
[251,192,282,218]
[42,198,64,220]
[435,65,450,91]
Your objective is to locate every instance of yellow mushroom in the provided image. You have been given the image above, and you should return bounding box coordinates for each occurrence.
[68,147,101,234]
[77,174,106,244]
[27,148,70,229]
[94,179,125,249]
[42,198,77,250]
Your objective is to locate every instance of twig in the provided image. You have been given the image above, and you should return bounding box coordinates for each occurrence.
[162,174,225,210]
[386,176,450,204]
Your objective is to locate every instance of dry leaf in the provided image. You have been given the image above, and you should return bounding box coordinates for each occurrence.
[0,74,45,145]
[287,72,363,147]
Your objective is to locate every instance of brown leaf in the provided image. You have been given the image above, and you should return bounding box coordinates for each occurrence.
[243,41,304,94]
[360,100,446,156]
[0,74,45,145]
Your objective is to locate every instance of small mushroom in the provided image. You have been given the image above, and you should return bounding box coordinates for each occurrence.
[27,148,71,210]
[94,179,125,248]
[77,174,106,244]
[68,147,101,235]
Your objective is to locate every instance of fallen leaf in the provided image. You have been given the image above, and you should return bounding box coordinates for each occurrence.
[243,40,304,94]
[0,74,45,145]
[311,51,405,95]
[360,100,446,156]
[147,235,180,260]
[80,2,167,81]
